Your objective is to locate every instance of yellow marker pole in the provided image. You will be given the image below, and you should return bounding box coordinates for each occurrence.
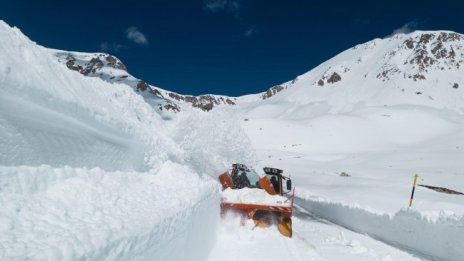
[408,174,419,208]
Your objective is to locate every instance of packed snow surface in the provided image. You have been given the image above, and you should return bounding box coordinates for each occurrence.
[208,207,422,261]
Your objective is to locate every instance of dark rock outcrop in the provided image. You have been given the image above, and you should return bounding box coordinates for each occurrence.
[64,53,128,75]
[136,81,149,92]
[166,93,236,111]
[327,72,341,84]
[262,85,285,99]
[403,32,463,74]
[57,52,236,112]
[105,55,127,71]
[377,32,464,83]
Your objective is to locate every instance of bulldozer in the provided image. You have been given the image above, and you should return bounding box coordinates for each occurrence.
[218,163,294,237]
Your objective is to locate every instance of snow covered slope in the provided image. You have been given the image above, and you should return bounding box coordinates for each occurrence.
[0,20,255,260]
[0,24,156,171]
[53,50,236,113]
[240,31,464,111]
[234,30,464,261]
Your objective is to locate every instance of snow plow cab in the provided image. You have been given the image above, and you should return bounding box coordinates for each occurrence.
[219,164,294,237]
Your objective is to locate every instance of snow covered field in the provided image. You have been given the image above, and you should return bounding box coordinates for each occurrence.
[1,19,464,261]
[210,101,464,260]
[236,89,464,261]
[201,104,463,261]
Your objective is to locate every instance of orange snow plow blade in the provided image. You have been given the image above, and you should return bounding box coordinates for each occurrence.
[220,202,292,218]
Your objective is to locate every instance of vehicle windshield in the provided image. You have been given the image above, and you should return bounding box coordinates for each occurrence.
[267,174,280,194]
[232,169,261,189]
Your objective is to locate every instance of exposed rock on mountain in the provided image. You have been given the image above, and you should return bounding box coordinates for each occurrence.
[327,72,341,84]
[249,31,464,114]
[262,85,286,99]
[377,32,463,82]
[56,52,235,112]
[57,51,182,112]
[55,30,464,114]
[167,93,235,111]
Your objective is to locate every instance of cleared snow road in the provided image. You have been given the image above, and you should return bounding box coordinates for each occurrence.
[207,205,423,261]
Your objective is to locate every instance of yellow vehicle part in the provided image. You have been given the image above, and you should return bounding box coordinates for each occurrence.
[278,218,292,238]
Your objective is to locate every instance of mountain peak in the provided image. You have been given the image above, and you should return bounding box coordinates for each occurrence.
[259,30,464,113]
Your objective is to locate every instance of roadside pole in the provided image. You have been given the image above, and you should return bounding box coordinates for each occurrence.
[409,174,419,207]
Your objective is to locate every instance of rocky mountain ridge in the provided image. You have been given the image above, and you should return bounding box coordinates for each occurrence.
[55,51,236,112]
[253,30,464,114]
[55,30,464,113]
[313,31,463,89]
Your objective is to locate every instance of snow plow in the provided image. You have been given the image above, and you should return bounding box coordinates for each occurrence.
[219,164,295,237]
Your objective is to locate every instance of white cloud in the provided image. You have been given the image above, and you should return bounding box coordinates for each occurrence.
[125,27,149,45]
[388,21,419,37]
[244,27,254,37]
[100,42,123,52]
[100,42,109,51]
[204,0,240,13]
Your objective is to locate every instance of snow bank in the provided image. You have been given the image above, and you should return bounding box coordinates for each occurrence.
[296,196,464,261]
[0,163,220,261]
[0,20,181,172]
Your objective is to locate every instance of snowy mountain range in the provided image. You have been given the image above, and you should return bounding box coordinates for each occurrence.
[53,50,237,113]
[47,29,464,119]
[1,19,464,261]
[245,30,464,113]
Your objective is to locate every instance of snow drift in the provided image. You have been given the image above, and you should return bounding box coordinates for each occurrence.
[0,163,219,261]
[295,197,464,261]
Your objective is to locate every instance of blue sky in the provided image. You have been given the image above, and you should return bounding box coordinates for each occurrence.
[1,0,464,96]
